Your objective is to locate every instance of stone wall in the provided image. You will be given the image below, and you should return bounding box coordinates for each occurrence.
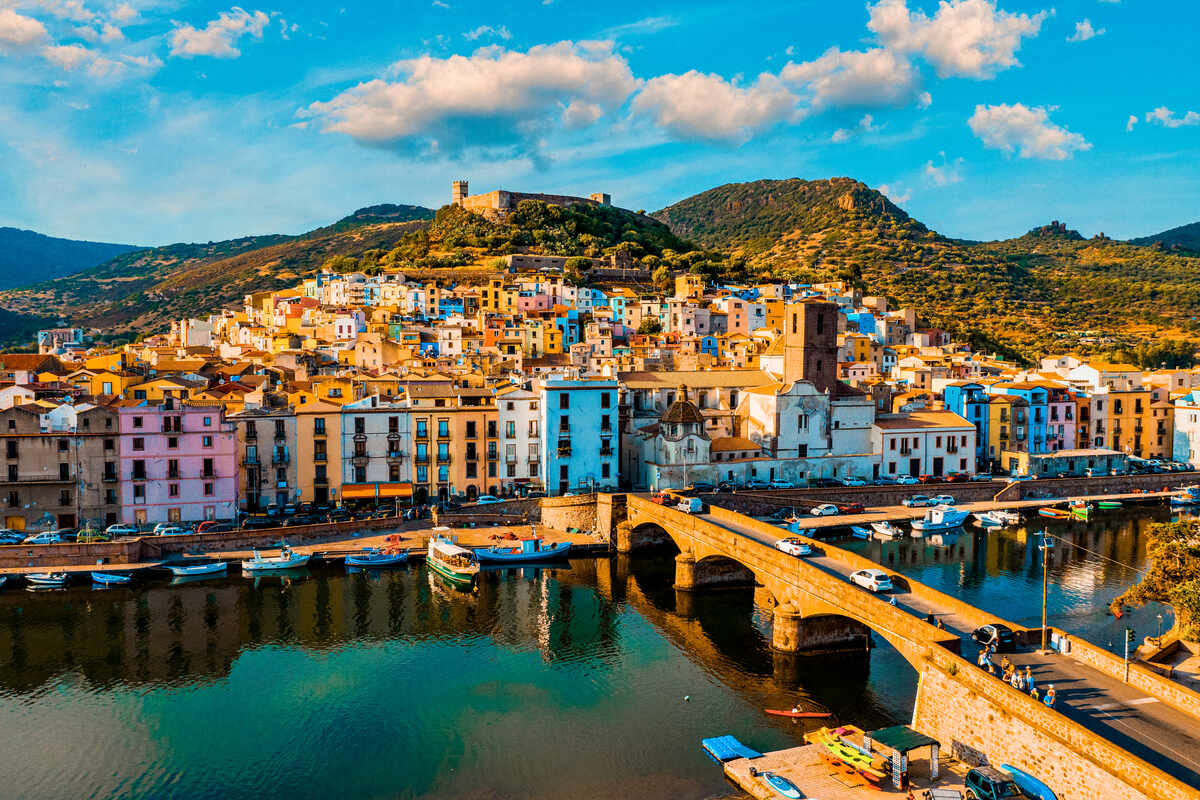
[539,493,598,534]
[434,498,541,528]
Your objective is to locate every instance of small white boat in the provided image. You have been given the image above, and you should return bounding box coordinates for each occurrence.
[166,561,228,576]
[910,505,970,534]
[870,521,903,540]
[974,511,1006,528]
[242,547,311,572]
[995,510,1022,525]
[26,572,69,587]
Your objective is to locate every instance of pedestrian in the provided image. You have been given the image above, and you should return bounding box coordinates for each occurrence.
[1024,666,1034,693]
[1045,685,1056,708]
[890,595,897,606]
[937,618,946,630]
[1030,686,1040,702]
[1000,655,1011,673]
[926,611,935,625]
[1010,670,1024,691]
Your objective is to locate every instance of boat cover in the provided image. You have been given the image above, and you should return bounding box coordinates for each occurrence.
[701,735,762,762]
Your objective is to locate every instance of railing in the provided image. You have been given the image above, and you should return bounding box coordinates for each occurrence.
[599,446,614,456]
[242,455,259,465]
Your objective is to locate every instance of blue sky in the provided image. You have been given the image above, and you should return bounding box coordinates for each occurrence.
[0,0,1196,246]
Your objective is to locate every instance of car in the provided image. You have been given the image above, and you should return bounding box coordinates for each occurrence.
[55,529,77,542]
[895,475,921,485]
[971,473,994,481]
[473,495,503,504]
[23,531,62,545]
[650,491,675,505]
[716,481,738,493]
[929,494,955,506]
[152,522,178,535]
[745,478,771,490]
[241,515,276,530]
[849,568,893,593]
[809,477,841,488]
[769,479,795,489]
[676,497,705,514]
[106,523,139,537]
[157,526,190,536]
[918,474,942,484]
[945,471,970,483]
[199,521,237,533]
[873,476,898,485]
[810,503,840,516]
[901,494,933,508]
[327,510,352,523]
[775,537,812,557]
[687,481,716,493]
[0,530,26,545]
[964,766,1034,799]
[971,623,1016,653]
[841,476,868,487]
[281,504,298,516]
[836,502,865,514]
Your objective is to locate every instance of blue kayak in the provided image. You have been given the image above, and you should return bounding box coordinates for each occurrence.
[1002,764,1058,800]
[761,771,803,799]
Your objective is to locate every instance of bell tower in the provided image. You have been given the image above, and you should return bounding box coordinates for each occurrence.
[783,300,838,392]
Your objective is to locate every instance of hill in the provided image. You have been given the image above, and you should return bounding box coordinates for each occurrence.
[0,227,140,289]
[653,179,1200,359]
[1131,221,1200,254]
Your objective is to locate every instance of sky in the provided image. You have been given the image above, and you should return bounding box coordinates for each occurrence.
[0,0,1196,246]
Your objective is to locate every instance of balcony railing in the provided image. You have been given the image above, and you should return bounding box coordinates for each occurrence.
[386,450,405,460]
[273,452,290,465]
[599,446,613,456]
[242,455,259,465]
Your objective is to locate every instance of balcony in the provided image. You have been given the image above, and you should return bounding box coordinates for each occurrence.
[273,452,290,465]
[130,472,147,482]
[599,446,614,456]
[314,475,328,486]
[351,455,370,466]
[242,455,260,465]
[314,453,327,462]
[3,474,74,485]
[506,455,518,464]
[557,443,572,457]
[386,450,405,460]
[102,472,118,483]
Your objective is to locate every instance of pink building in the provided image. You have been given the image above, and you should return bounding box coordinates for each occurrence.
[1046,386,1077,451]
[118,400,238,525]
[516,293,552,313]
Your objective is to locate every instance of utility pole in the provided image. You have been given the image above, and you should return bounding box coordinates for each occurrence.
[1124,626,1135,682]
[1039,532,1054,653]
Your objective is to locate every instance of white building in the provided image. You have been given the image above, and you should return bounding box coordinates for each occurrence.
[1173,391,1200,466]
[496,384,542,493]
[340,395,412,490]
[871,411,976,479]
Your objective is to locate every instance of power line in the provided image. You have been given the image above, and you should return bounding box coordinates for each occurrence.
[1036,529,1146,575]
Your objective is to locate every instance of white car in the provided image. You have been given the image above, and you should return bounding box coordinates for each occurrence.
[156,526,190,536]
[841,476,868,487]
[810,504,840,516]
[152,522,178,534]
[896,475,921,485]
[849,568,893,593]
[775,538,812,557]
[23,531,62,545]
[930,494,955,506]
[769,479,795,489]
[901,495,933,508]
[106,524,139,536]
[473,495,503,504]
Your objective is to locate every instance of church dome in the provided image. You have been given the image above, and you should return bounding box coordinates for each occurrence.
[661,384,703,425]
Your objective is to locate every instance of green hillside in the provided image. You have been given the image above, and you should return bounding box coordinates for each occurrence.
[0,227,140,289]
[1131,220,1200,254]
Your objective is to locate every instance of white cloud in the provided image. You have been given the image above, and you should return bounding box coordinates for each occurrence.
[632,70,798,143]
[169,7,271,59]
[867,0,1047,78]
[463,25,511,42]
[781,46,921,109]
[600,15,679,39]
[1144,106,1200,128]
[100,21,123,42]
[968,103,1091,159]
[37,0,95,23]
[923,154,964,185]
[304,41,639,156]
[1067,19,1104,42]
[432,0,449,7]
[110,3,138,25]
[1125,114,1137,132]
[0,8,49,50]
[42,42,92,70]
[562,99,604,129]
[878,183,911,204]
[831,113,877,142]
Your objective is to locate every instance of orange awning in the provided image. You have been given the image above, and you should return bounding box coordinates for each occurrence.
[378,482,413,499]
[341,484,377,499]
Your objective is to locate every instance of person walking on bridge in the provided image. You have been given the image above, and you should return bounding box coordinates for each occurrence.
[1044,685,1057,708]
[1024,666,1034,693]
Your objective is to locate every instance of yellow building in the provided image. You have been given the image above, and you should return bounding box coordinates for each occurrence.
[406,385,499,501]
[296,400,343,506]
[1106,388,1153,456]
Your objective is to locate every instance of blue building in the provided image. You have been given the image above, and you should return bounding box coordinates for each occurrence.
[539,378,618,495]
[943,382,990,469]
[986,382,1049,454]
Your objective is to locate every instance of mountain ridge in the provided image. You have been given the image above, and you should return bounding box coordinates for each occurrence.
[0,226,141,290]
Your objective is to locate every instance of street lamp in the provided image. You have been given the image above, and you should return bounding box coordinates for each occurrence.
[1038,531,1054,653]
[1157,613,1164,643]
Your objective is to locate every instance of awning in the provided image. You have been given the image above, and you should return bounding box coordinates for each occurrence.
[340,484,377,499]
[378,482,413,499]
[866,725,939,754]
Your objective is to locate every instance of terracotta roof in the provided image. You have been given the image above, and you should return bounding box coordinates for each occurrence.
[874,411,973,430]
[661,399,703,425]
[710,436,760,452]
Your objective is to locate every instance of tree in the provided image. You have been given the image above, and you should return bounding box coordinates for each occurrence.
[652,264,671,292]
[565,256,592,273]
[638,318,663,335]
[1112,520,1200,641]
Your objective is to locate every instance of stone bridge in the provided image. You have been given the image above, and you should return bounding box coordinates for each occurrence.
[605,494,1200,800]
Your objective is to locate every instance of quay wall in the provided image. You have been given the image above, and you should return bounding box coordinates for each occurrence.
[540,493,598,534]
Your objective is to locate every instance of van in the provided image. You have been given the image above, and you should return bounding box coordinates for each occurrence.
[676,497,705,514]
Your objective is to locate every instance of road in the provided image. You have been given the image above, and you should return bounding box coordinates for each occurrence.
[697,509,1200,787]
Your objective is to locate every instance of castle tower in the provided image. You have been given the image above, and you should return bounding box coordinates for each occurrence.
[452,179,469,206]
[783,300,838,392]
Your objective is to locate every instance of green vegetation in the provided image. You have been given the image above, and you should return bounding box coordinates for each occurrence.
[638,318,663,335]
[0,226,140,290]
[1131,221,1200,254]
[1112,520,1200,641]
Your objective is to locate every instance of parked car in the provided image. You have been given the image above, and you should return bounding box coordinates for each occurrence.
[918,474,942,484]
[199,522,237,533]
[873,476,898,485]
[716,481,739,493]
[327,510,352,523]
[930,494,956,506]
[945,472,970,483]
[473,495,503,504]
[971,623,1016,653]
[687,481,715,493]
[282,504,298,516]
[810,477,841,488]
[896,475,921,485]
[157,526,190,536]
[849,568,893,593]
[23,531,62,545]
[745,478,771,490]
[971,473,994,481]
[0,530,26,545]
[769,479,795,489]
[106,523,139,537]
[901,495,933,508]
[241,515,276,530]
[775,537,812,557]
[76,530,112,543]
[836,502,865,514]
[650,491,675,505]
[964,766,1034,799]
[810,503,839,516]
[675,497,705,514]
[841,476,868,487]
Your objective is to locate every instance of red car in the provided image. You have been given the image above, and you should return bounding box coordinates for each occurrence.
[836,502,866,514]
[945,472,970,483]
[650,491,674,505]
[918,474,940,484]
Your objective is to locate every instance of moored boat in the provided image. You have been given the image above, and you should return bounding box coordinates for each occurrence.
[1169,487,1200,506]
[1097,500,1122,509]
[166,561,228,576]
[427,535,480,586]
[242,546,311,572]
[1038,507,1070,519]
[1001,763,1059,800]
[974,511,1006,528]
[26,572,68,587]
[345,548,409,568]
[475,538,570,564]
[910,505,969,534]
[870,521,903,539]
[91,572,132,586]
[849,525,871,539]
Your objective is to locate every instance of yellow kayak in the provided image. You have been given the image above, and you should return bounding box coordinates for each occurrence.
[813,728,887,778]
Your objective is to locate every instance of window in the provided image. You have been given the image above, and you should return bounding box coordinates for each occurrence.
[167,436,178,449]
[416,465,428,482]
[466,462,477,478]
[202,435,213,448]
[168,483,179,498]
[133,416,143,428]
[529,463,538,477]
[601,415,611,432]
[168,459,180,479]
[437,419,449,438]
[104,437,114,451]
[314,417,326,435]
[59,489,71,506]
[466,421,477,438]
[57,438,69,452]
[105,488,117,505]
[354,466,367,483]
[5,490,16,507]
[601,392,611,409]
[4,440,15,458]
[559,393,569,410]
[487,420,497,438]
[505,421,516,438]
[132,437,145,451]
[203,416,212,427]
[437,443,450,460]
[355,417,366,434]
[132,459,146,480]
[437,465,449,482]
[204,482,214,497]
[798,413,808,431]
[203,458,214,478]
[528,420,539,438]
[602,463,611,479]
[133,484,145,502]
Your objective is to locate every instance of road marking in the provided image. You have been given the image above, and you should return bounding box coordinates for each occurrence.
[1128,696,1160,706]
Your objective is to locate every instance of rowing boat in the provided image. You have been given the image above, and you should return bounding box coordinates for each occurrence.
[166,561,227,576]
[1038,507,1070,519]
[1002,763,1058,800]
[765,708,831,719]
[345,548,409,568]
[91,572,132,586]
[26,572,68,587]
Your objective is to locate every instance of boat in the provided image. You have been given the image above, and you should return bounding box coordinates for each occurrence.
[764,707,831,719]
[1001,763,1059,800]
[1069,503,1090,521]
[26,572,69,587]
[995,509,1022,524]
[0,575,7,589]
[849,525,871,539]
[910,505,969,534]
[1038,507,1071,519]
[759,771,803,799]
[91,572,132,586]
[1169,487,1200,507]
[345,548,409,568]
[427,535,480,586]
[475,537,571,564]
[1097,500,1122,509]
[166,561,228,576]
[870,521,903,539]
[974,511,1007,528]
[241,546,311,572]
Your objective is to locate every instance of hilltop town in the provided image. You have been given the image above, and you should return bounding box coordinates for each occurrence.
[1,184,1197,531]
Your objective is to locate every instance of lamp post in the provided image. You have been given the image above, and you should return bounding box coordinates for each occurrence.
[1157,613,1164,644]
[1039,532,1054,653]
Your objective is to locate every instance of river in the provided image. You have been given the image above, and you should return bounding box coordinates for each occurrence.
[0,508,1178,799]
